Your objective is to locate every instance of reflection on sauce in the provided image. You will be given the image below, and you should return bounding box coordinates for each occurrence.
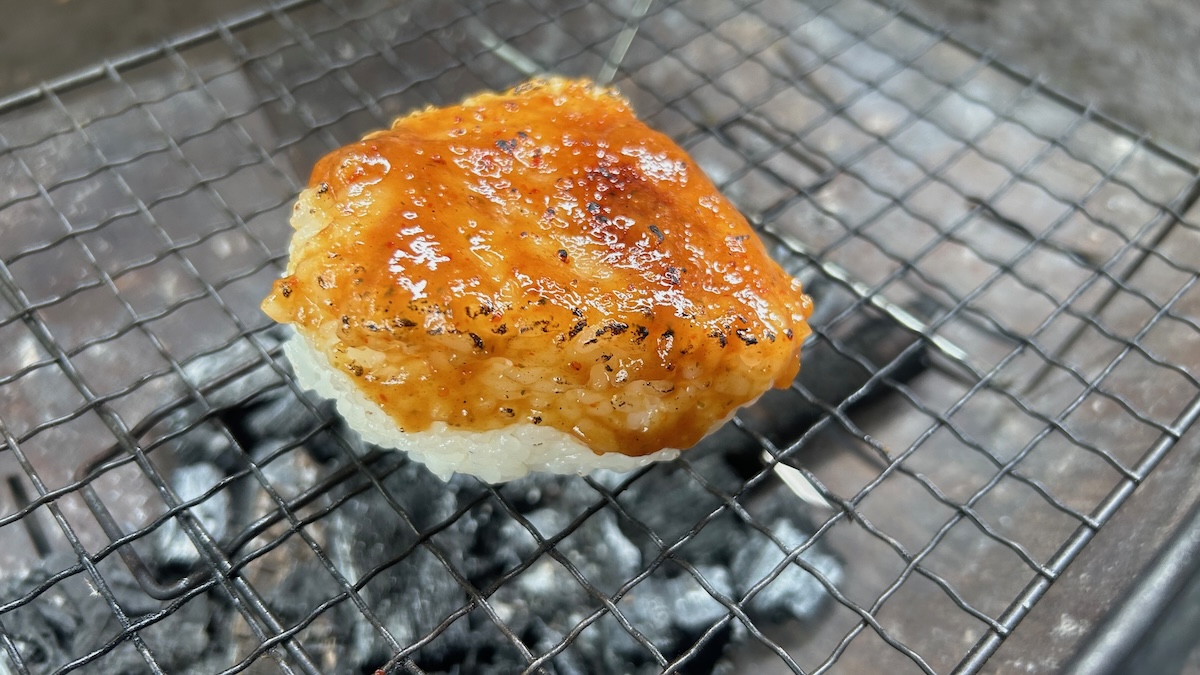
[262,78,813,457]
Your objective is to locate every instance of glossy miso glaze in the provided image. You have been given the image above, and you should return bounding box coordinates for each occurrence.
[262,78,813,456]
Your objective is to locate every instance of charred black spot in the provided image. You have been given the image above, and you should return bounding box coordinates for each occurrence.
[349,364,364,377]
[395,317,417,328]
[785,328,794,340]
[500,407,514,417]
[609,322,630,335]
[557,249,569,263]
[317,182,330,194]
[735,328,758,346]
[495,138,516,153]
[710,329,728,348]
[545,207,556,218]
[280,285,292,298]
[427,328,444,336]
[317,275,330,289]
[766,331,776,343]
[469,332,485,351]
[648,224,665,243]
[532,415,543,424]
[633,325,650,343]
[571,307,584,318]
[600,353,612,362]
[665,266,682,285]
[493,323,508,335]
[586,201,600,213]
[569,320,588,339]
[662,327,675,339]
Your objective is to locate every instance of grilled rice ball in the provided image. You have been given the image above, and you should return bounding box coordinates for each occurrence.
[261,77,813,482]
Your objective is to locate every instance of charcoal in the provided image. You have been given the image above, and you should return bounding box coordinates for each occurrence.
[474,482,750,674]
[564,510,643,596]
[573,566,737,673]
[326,459,473,669]
[163,327,357,468]
[181,330,287,412]
[236,387,325,441]
[668,566,736,635]
[458,473,611,588]
[233,386,367,467]
[255,437,327,499]
[540,623,590,675]
[731,518,842,623]
[134,592,228,672]
[591,612,670,674]
[94,443,845,675]
[1,561,82,674]
[153,463,229,568]
[466,501,539,580]
[0,553,229,675]
[93,313,851,675]
[158,418,238,471]
[494,471,603,514]
[614,446,751,567]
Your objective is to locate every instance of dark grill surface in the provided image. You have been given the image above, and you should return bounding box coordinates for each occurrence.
[1,0,1199,673]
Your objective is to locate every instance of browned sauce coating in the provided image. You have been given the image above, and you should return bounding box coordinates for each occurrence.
[262,78,813,456]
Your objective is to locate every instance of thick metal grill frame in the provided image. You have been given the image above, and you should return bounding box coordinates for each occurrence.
[1,0,1199,673]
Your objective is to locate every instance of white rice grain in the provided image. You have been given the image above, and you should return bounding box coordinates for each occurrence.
[284,333,680,483]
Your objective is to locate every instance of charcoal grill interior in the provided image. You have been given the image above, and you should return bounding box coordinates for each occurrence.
[1,0,1199,673]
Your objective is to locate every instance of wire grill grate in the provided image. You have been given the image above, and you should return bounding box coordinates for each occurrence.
[1,0,1199,673]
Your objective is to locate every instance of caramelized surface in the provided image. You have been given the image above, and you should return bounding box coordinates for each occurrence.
[262,78,812,456]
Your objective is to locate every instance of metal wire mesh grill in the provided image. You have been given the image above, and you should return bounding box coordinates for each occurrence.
[1,0,1199,673]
